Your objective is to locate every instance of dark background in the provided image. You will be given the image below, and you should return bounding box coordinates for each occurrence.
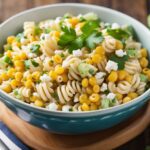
[0,0,150,149]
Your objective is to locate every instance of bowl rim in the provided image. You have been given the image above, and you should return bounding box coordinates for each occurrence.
[0,3,150,117]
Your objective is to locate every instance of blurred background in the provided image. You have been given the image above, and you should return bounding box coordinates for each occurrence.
[0,0,148,25]
[0,0,150,150]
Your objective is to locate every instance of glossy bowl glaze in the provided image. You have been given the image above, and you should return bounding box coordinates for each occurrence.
[0,3,150,134]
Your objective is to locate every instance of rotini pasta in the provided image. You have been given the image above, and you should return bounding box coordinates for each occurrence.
[0,12,150,112]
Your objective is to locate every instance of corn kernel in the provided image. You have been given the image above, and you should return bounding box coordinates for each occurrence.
[34,100,44,107]
[91,54,102,63]
[89,77,97,86]
[14,60,24,71]
[143,68,150,74]
[30,96,38,102]
[123,96,131,103]
[2,84,12,93]
[93,85,100,93]
[49,70,57,80]
[128,92,138,99]
[19,52,27,60]
[32,71,40,81]
[79,94,88,104]
[86,58,93,64]
[10,79,20,89]
[89,93,100,103]
[118,70,128,80]
[108,71,118,82]
[5,50,12,58]
[95,46,105,56]
[7,68,16,78]
[140,48,147,57]
[140,57,148,68]
[53,55,62,64]
[1,72,9,81]
[15,72,23,81]
[116,40,123,49]
[86,86,93,95]
[69,17,79,27]
[115,93,123,101]
[81,78,89,88]
[125,75,133,84]
[13,55,20,61]
[90,103,98,110]
[55,65,65,75]
[7,36,15,44]
[25,80,33,88]
[81,103,90,111]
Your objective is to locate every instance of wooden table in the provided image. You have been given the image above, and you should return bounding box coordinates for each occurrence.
[0,0,150,149]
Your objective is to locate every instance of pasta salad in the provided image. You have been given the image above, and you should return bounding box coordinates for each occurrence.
[0,12,150,112]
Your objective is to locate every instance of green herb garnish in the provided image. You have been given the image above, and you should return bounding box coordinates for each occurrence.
[110,54,129,70]
[140,74,148,82]
[4,44,12,51]
[30,44,41,55]
[31,60,39,67]
[24,60,30,69]
[34,26,42,35]
[3,56,13,65]
[107,28,130,41]
[16,33,24,42]
[44,28,51,33]
[127,49,138,58]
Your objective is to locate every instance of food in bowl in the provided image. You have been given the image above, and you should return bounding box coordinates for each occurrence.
[0,12,149,112]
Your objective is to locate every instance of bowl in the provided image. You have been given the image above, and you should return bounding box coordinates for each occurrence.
[0,3,150,134]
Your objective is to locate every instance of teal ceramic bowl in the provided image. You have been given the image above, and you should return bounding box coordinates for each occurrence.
[0,3,150,134]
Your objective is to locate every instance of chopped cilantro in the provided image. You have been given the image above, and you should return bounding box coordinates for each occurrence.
[44,28,51,33]
[85,31,103,49]
[107,28,130,41]
[89,68,95,75]
[3,56,13,65]
[110,54,129,70]
[4,44,12,51]
[30,44,41,55]
[24,60,30,69]
[31,60,39,67]
[124,25,137,40]
[34,26,42,35]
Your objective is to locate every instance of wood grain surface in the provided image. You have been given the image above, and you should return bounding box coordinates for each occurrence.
[0,0,150,149]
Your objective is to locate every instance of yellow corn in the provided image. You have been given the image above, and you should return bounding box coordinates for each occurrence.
[13,55,20,61]
[19,52,27,60]
[81,103,90,111]
[125,75,133,83]
[14,60,24,71]
[89,93,100,103]
[85,58,93,64]
[143,68,150,74]
[10,79,20,89]
[7,68,16,78]
[128,92,138,99]
[7,36,15,44]
[123,96,131,103]
[25,80,33,88]
[118,70,127,80]
[91,54,102,63]
[115,93,123,101]
[1,72,9,81]
[93,85,100,93]
[79,94,88,104]
[34,100,44,107]
[81,78,89,88]
[49,70,57,80]
[108,71,118,82]
[32,71,40,81]
[140,48,147,57]
[86,86,93,95]
[69,17,79,27]
[89,77,97,86]
[15,72,23,81]
[53,55,62,64]
[2,84,12,93]
[5,50,12,58]
[90,103,98,110]
[30,96,39,102]
[55,65,65,75]
[95,46,105,56]
[116,40,123,49]
[62,73,68,82]
[140,57,148,68]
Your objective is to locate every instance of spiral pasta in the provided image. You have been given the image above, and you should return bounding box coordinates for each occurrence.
[1,12,150,112]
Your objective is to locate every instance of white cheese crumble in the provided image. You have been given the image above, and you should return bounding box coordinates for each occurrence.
[40,74,51,82]
[55,50,64,55]
[28,53,36,58]
[101,83,108,92]
[62,105,72,112]
[111,23,120,29]
[47,103,58,111]
[40,33,50,40]
[95,72,106,79]
[115,49,127,57]
[107,93,116,100]
[73,49,82,57]
[33,92,40,97]
[105,60,118,73]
